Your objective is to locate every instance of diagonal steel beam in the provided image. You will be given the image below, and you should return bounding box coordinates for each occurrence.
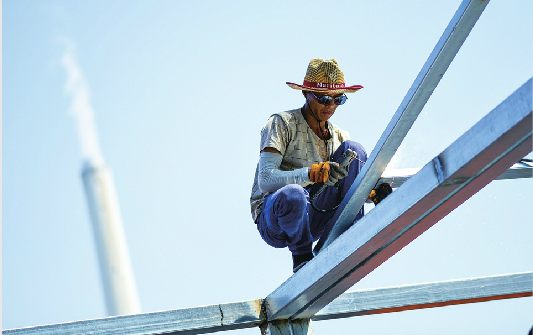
[379,160,533,188]
[317,0,490,252]
[265,79,532,321]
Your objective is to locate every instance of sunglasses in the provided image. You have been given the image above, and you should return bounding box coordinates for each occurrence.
[310,91,348,106]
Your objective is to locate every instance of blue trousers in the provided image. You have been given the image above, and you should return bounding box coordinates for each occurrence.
[256,141,366,255]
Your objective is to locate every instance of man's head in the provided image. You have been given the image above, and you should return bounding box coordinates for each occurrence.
[287,58,362,123]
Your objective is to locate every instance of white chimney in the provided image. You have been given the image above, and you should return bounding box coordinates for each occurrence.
[82,162,142,316]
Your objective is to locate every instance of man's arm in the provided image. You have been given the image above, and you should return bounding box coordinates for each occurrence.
[257,148,348,193]
[261,147,281,155]
[257,150,311,193]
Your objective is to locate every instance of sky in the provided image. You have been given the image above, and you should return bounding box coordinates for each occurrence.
[2,0,532,334]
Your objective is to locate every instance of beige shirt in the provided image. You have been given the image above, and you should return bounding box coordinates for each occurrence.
[250,108,351,222]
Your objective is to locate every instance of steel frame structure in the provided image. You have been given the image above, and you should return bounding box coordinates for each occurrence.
[4,0,532,334]
[5,82,531,335]
[264,79,532,323]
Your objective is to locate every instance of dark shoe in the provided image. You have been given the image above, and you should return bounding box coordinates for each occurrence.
[292,252,314,273]
[293,261,309,273]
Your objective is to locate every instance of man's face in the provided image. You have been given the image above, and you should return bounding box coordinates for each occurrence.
[305,91,343,122]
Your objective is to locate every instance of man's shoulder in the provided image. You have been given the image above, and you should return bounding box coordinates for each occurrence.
[262,108,302,132]
[273,108,301,122]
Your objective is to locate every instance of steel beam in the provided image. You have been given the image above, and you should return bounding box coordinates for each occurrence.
[265,79,532,321]
[2,300,263,335]
[314,272,533,320]
[380,160,533,188]
[5,273,530,335]
[317,0,490,252]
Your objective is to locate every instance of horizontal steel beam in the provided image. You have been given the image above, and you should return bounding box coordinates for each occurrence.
[314,272,533,320]
[380,160,533,188]
[6,272,531,334]
[265,79,532,321]
[318,0,490,252]
[2,300,263,335]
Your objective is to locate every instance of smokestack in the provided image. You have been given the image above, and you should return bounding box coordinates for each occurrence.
[82,162,142,315]
[62,41,141,316]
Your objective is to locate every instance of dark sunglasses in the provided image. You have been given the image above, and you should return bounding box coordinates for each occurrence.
[310,91,348,106]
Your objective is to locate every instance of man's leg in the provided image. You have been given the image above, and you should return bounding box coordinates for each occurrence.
[256,184,314,264]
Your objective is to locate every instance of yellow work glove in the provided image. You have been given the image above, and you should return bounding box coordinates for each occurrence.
[309,162,330,183]
[309,162,348,185]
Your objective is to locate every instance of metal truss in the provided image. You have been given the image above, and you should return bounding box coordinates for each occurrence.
[5,79,531,335]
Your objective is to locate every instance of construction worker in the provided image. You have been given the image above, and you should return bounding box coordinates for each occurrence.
[250,58,391,272]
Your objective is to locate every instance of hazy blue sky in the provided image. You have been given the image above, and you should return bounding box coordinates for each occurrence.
[3,1,532,334]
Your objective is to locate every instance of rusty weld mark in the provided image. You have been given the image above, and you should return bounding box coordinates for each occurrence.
[261,299,268,320]
[259,299,269,334]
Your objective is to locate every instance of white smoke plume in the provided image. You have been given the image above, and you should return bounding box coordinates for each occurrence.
[61,41,105,167]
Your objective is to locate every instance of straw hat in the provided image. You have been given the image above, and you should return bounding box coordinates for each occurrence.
[286,58,363,94]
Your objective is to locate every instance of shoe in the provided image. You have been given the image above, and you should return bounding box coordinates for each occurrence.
[292,252,314,273]
[293,261,309,273]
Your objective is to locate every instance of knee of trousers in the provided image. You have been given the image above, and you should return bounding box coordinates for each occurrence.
[273,184,309,217]
[339,140,367,161]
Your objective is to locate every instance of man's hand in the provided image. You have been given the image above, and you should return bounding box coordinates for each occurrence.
[309,162,330,183]
[309,162,348,185]
[325,162,348,186]
[369,183,393,205]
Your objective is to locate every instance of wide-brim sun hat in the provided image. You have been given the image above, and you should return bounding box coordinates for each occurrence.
[286,58,363,95]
